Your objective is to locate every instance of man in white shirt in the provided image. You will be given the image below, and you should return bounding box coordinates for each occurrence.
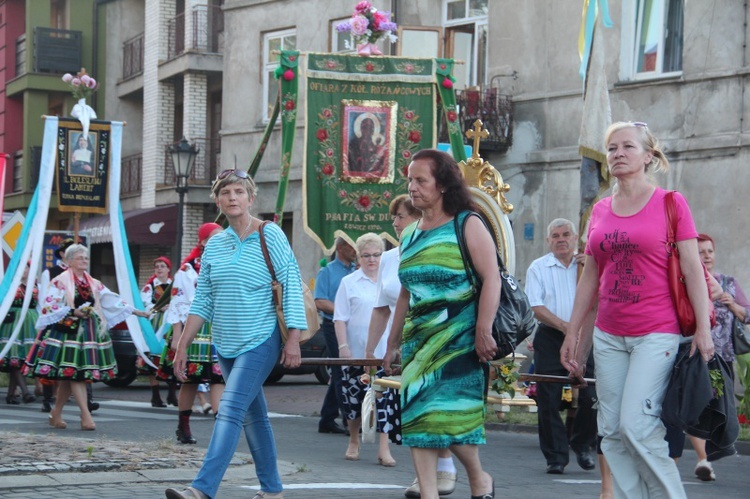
[525,218,597,475]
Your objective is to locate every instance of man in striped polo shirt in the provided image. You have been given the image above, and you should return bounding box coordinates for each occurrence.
[315,238,357,434]
[525,218,597,475]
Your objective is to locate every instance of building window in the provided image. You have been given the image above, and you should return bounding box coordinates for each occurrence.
[262,29,296,122]
[330,18,355,53]
[622,0,683,80]
[443,0,488,89]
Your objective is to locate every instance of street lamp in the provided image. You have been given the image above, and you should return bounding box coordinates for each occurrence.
[169,137,199,264]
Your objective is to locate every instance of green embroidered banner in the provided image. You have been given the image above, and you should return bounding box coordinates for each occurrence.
[275,50,301,223]
[303,53,438,251]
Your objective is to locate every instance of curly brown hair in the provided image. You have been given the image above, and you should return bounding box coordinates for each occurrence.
[411,149,475,216]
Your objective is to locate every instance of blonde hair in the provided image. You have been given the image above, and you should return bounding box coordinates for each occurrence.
[210,172,258,200]
[605,121,670,173]
[355,233,384,255]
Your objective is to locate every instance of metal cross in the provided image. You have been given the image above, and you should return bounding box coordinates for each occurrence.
[465,119,489,158]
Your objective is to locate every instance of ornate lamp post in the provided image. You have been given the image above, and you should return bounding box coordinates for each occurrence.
[169,137,199,263]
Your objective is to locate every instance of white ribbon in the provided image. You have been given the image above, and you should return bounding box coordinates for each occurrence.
[71,98,97,137]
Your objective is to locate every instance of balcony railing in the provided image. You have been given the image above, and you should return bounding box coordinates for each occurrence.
[121,153,142,196]
[438,88,513,153]
[33,27,82,74]
[162,137,220,187]
[122,33,144,80]
[168,5,224,60]
[15,34,26,76]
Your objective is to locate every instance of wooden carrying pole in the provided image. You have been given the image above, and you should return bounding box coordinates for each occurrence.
[299,358,595,384]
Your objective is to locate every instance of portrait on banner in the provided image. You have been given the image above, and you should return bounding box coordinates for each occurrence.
[69,131,97,176]
[56,119,110,214]
[341,100,397,182]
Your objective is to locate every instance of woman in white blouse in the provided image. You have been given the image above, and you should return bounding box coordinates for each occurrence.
[335,232,387,464]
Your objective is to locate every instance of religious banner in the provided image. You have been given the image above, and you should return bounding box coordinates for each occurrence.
[303,52,439,250]
[56,118,110,214]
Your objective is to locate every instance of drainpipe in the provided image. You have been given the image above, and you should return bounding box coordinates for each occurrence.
[92,0,118,111]
[741,1,748,133]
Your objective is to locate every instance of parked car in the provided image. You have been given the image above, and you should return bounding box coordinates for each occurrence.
[105,321,140,387]
[106,321,330,387]
[264,329,330,385]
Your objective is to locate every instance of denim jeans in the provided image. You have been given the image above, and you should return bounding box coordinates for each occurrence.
[594,327,685,499]
[192,331,282,498]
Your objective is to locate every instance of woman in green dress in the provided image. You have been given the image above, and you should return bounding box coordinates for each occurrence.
[384,149,499,499]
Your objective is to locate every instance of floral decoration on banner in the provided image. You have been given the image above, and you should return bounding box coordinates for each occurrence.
[354,60,386,73]
[396,108,423,186]
[339,188,392,212]
[315,58,347,72]
[313,105,341,188]
[62,68,98,101]
[443,106,461,136]
[337,1,398,54]
[492,358,521,399]
[393,61,425,74]
[281,92,297,123]
[62,67,98,137]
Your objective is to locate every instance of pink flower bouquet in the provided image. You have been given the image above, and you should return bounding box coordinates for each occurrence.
[336,1,398,55]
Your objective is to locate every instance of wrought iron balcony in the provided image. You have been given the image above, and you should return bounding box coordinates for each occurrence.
[32,27,82,74]
[167,5,224,60]
[439,88,513,154]
[122,33,144,80]
[162,137,220,187]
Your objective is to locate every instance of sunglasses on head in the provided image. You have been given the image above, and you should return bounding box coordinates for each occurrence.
[216,169,250,181]
[631,121,648,129]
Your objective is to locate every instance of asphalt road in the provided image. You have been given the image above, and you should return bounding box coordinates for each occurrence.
[2,375,749,498]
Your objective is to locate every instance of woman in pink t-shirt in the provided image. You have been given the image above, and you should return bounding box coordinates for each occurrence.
[560,122,714,498]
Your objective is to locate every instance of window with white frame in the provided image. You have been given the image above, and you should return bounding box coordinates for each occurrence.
[330,18,355,53]
[443,0,488,90]
[621,0,683,80]
[262,29,297,122]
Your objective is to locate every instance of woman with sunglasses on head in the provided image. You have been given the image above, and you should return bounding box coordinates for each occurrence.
[159,223,225,445]
[166,169,306,499]
[561,122,714,498]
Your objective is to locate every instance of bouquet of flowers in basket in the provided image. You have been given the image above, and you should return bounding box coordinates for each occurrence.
[336,1,398,56]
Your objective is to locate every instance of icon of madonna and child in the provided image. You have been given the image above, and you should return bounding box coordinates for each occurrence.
[342,103,395,181]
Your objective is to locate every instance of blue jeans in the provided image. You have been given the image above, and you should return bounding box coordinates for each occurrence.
[192,331,283,498]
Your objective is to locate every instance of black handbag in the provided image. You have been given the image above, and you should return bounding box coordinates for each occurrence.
[455,212,537,360]
[720,276,750,356]
[733,319,750,356]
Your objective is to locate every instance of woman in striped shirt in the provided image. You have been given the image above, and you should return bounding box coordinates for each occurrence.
[166,169,305,499]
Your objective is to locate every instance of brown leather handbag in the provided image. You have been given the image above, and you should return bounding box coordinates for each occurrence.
[665,191,716,336]
[258,221,319,344]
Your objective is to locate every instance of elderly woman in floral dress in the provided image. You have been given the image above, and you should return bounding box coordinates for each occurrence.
[26,244,149,430]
